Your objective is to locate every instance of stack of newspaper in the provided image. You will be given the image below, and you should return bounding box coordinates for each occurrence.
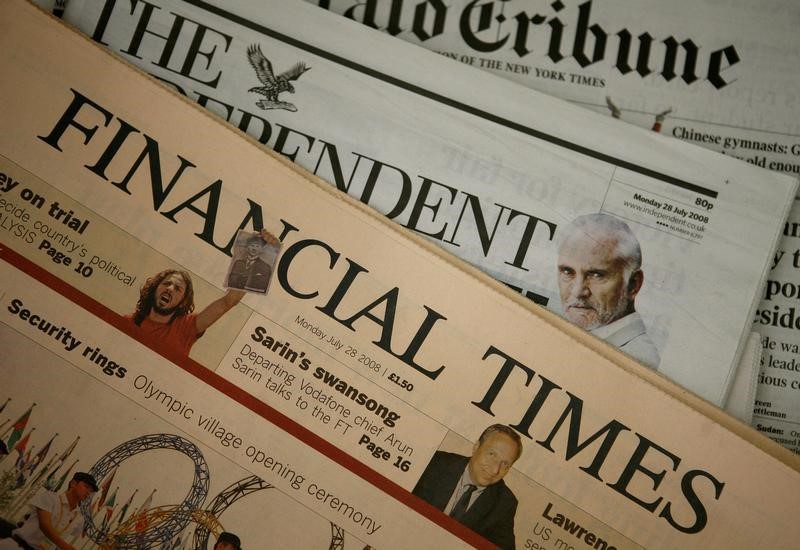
[0,1,797,549]
[310,0,800,452]
[59,0,794,409]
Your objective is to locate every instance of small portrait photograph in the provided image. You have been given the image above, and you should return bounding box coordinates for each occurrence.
[555,212,660,369]
[412,424,523,550]
[411,427,624,550]
[224,229,281,294]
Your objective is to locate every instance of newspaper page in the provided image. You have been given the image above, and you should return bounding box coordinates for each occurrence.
[61,0,796,408]
[3,3,800,549]
[307,0,800,448]
[755,200,800,451]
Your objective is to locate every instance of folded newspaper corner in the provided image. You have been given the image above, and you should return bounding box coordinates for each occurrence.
[1,1,799,549]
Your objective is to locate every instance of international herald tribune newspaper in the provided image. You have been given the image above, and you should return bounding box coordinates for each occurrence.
[61,0,797,409]
[307,0,800,451]
[2,2,800,549]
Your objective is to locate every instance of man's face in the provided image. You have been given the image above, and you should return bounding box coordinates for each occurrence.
[467,432,519,487]
[153,273,187,315]
[557,233,633,330]
[69,480,95,503]
[214,543,236,550]
[246,240,264,256]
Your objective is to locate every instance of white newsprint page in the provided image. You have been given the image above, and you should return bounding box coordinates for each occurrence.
[755,201,800,452]
[307,0,800,448]
[2,2,800,548]
[310,0,800,170]
[61,0,797,408]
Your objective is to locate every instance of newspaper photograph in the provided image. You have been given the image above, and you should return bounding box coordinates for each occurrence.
[3,2,800,548]
[61,0,797,407]
[224,230,281,294]
[307,0,800,449]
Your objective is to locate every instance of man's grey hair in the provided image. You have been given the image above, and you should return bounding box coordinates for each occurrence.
[558,213,642,282]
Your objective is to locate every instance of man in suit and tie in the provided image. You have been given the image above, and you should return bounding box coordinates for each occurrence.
[412,424,522,549]
[227,233,274,293]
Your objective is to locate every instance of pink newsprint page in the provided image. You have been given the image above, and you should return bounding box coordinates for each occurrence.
[2,2,800,548]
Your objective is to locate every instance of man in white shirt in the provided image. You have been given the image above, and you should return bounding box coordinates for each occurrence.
[556,213,660,368]
[0,472,97,550]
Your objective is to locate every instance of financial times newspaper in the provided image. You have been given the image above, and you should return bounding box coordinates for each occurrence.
[2,2,800,548]
[61,0,796,408]
[305,0,800,450]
